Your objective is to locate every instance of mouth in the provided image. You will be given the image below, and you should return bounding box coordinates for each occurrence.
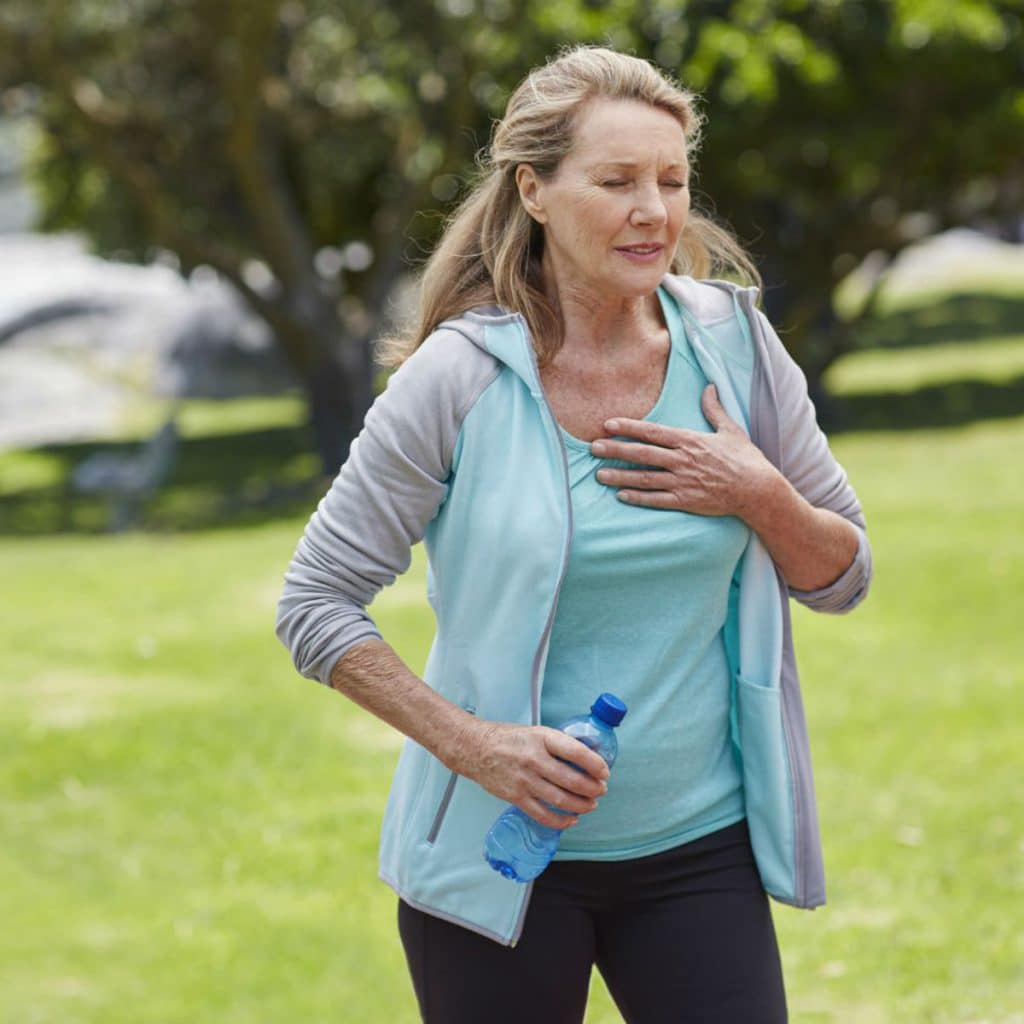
[615,243,665,261]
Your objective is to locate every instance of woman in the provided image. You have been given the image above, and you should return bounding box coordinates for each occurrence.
[277,45,872,1023]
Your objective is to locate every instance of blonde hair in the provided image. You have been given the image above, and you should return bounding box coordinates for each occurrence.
[378,44,760,368]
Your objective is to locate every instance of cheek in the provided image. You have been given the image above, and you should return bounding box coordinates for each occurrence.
[667,194,690,239]
[573,190,629,236]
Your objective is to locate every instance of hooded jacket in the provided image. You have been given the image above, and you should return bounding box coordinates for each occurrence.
[276,273,873,947]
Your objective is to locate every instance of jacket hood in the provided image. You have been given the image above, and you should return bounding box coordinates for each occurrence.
[437,305,540,394]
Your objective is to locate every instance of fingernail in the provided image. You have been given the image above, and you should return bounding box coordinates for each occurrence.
[591,440,606,454]
[605,419,620,432]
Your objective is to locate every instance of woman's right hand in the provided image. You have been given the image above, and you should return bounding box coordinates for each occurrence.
[450,719,610,829]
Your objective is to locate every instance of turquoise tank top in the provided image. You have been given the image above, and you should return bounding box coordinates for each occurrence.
[543,285,750,860]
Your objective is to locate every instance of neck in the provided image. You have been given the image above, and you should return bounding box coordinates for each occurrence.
[541,255,663,357]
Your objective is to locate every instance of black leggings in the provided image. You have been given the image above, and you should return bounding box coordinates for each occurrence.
[398,819,787,1023]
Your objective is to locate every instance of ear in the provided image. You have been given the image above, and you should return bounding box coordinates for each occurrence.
[515,164,548,224]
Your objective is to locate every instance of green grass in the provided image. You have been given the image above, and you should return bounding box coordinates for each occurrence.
[2,327,1024,1021]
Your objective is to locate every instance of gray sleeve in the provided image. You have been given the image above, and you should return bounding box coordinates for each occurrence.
[275,328,499,685]
[756,309,873,614]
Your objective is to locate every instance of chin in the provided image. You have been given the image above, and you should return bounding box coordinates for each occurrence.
[607,265,667,297]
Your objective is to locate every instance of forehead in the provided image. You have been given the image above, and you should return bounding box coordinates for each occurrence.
[567,98,688,166]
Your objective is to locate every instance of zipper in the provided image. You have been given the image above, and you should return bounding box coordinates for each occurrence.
[508,315,576,947]
[737,290,808,907]
[424,705,476,846]
[778,633,806,906]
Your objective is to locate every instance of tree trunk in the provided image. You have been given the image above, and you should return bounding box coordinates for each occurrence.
[304,346,372,479]
[254,288,376,480]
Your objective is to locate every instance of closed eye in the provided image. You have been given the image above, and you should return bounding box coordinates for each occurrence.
[601,180,687,189]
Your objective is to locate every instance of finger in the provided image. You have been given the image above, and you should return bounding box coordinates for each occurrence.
[595,467,672,490]
[590,438,678,466]
[552,757,608,798]
[524,797,579,830]
[616,489,682,510]
[603,417,691,447]
[546,731,610,781]
[535,777,600,816]
[700,384,736,432]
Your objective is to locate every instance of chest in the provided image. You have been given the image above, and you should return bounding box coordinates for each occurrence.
[538,336,672,443]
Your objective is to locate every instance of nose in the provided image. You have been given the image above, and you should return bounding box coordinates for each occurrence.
[630,182,668,227]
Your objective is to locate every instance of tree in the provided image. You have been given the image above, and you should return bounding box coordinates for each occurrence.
[2,0,1021,468]
[616,0,1024,388]
[0,0,557,473]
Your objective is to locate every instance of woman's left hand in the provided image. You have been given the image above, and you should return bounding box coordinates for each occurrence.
[592,384,779,520]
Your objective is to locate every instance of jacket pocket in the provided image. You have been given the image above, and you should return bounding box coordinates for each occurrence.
[735,675,796,901]
[424,704,476,846]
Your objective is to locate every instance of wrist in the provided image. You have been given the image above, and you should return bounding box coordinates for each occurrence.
[440,709,486,775]
[734,462,790,528]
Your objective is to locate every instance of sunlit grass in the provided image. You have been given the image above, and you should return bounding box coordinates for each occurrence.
[825,333,1024,396]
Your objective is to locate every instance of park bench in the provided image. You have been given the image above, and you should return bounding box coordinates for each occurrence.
[67,414,180,531]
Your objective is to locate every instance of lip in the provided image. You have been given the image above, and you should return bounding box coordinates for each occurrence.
[615,243,664,262]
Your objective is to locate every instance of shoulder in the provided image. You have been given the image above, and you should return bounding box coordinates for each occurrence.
[661,273,761,327]
[383,316,502,419]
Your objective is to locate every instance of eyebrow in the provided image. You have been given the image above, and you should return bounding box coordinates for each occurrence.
[593,160,688,171]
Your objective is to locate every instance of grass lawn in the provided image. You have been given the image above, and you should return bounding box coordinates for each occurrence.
[2,319,1023,1021]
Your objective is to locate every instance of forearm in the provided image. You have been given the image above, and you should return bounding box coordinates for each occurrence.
[328,638,478,773]
[330,638,609,827]
[738,467,860,591]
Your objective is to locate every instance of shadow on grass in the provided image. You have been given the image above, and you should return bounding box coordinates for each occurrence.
[822,374,1024,434]
[851,292,1024,351]
[0,424,327,537]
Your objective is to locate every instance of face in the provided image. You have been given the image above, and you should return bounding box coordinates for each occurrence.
[516,98,691,301]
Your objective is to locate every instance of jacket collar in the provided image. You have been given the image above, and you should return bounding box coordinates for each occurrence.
[436,273,761,395]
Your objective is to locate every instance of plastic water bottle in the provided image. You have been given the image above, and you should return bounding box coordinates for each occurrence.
[483,692,628,882]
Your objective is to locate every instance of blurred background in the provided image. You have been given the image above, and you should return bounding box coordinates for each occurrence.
[1,2,1021,1021]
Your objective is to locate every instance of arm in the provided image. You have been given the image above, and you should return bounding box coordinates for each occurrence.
[591,309,872,612]
[329,638,609,829]
[275,331,460,684]
[753,307,873,612]
[275,330,607,826]
[594,410,862,593]
[733,466,860,592]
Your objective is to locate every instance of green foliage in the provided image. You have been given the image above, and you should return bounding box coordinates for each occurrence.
[1,0,1022,396]
[648,0,1024,375]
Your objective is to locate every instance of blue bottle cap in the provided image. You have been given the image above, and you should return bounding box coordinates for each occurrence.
[591,692,627,727]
